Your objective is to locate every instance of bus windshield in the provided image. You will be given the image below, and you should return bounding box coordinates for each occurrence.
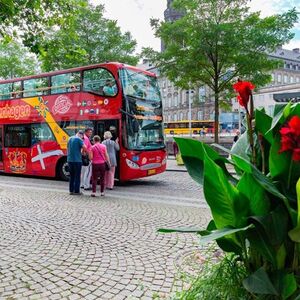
[120,68,164,151]
[120,68,161,102]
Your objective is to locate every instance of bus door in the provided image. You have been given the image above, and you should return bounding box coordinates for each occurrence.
[95,120,120,178]
[0,126,3,170]
[95,120,119,141]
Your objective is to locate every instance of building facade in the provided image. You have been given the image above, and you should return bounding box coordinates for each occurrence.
[144,1,300,132]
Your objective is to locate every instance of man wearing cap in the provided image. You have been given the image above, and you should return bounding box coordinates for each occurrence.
[67,130,87,195]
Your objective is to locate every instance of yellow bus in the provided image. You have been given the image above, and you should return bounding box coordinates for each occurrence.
[164,120,215,135]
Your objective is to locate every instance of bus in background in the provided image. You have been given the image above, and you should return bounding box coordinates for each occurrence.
[164,120,215,135]
[0,62,166,181]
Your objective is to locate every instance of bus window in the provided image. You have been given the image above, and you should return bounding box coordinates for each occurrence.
[120,68,161,102]
[58,120,94,137]
[0,83,12,100]
[31,123,55,145]
[24,77,49,97]
[51,72,81,94]
[5,124,31,147]
[83,68,117,96]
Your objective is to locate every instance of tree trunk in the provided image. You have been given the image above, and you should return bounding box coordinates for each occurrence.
[214,92,219,144]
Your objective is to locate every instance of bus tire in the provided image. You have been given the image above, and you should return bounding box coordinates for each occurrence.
[57,158,69,181]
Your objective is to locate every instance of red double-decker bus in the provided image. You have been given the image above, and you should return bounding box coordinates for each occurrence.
[0,62,166,181]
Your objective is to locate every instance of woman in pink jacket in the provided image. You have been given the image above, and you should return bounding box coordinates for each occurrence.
[89,135,110,197]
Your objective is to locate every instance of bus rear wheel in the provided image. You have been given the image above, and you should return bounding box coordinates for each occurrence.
[57,158,70,181]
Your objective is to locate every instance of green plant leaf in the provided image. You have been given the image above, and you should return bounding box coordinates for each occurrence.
[175,137,231,186]
[276,244,287,270]
[231,131,250,161]
[243,267,279,295]
[237,173,270,215]
[231,153,297,225]
[247,228,277,267]
[271,271,297,300]
[250,206,289,247]
[288,226,300,242]
[267,103,286,134]
[203,153,249,229]
[198,225,253,245]
[269,135,291,180]
[255,109,273,143]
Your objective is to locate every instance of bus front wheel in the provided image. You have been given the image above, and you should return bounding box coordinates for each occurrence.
[57,158,70,181]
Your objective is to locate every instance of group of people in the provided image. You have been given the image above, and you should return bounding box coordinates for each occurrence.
[67,126,119,197]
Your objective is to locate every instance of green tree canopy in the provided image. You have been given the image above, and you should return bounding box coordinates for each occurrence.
[144,0,298,142]
[39,4,138,71]
[0,40,40,79]
[0,0,88,52]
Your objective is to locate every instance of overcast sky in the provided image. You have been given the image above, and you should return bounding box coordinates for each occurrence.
[92,0,300,53]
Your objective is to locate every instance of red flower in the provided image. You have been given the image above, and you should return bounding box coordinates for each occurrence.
[233,80,255,108]
[279,115,300,161]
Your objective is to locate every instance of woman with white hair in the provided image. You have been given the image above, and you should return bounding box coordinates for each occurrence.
[102,131,119,190]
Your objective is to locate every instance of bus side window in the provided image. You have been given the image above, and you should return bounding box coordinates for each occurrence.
[83,68,117,96]
[5,125,31,147]
[31,123,55,145]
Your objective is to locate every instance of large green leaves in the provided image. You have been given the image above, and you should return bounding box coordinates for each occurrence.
[255,108,273,143]
[237,173,270,215]
[174,137,232,186]
[243,267,278,295]
[203,152,249,229]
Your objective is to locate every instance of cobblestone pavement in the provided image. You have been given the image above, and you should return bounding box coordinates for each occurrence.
[0,169,211,300]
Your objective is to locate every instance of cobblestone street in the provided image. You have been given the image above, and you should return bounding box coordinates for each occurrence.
[0,164,211,299]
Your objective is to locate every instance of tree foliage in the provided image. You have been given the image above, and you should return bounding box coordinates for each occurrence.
[0,40,40,79]
[0,0,88,52]
[144,0,298,142]
[39,4,138,71]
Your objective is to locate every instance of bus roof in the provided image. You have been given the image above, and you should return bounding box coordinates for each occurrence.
[0,62,157,84]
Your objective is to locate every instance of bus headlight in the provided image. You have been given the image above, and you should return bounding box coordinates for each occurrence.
[126,159,139,169]
[162,158,166,165]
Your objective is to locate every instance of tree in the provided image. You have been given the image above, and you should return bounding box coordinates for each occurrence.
[39,4,138,71]
[144,0,298,143]
[0,41,40,79]
[0,0,88,52]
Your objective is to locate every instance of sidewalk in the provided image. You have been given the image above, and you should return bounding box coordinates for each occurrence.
[166,156,187,172]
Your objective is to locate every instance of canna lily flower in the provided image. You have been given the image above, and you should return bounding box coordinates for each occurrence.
[279,115,300,161]
[233,80,255,108]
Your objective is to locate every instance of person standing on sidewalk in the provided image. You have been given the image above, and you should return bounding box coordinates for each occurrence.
[67,130,87,195]
[102,131,119,190]
[89,135,110,197]
[81,127,93,190]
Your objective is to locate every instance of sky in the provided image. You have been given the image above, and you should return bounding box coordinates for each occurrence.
[92,0,300,53]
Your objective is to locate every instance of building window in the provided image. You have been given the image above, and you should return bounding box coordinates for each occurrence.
[290,76,294,83]
[271,73,275,82]
[283,75,288,83]
[296,77,300,83]
[277,74,282,83]
[174,92,178,106]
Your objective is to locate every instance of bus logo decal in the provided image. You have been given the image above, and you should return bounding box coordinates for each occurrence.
[8,150,27,173]
[52,95,72,115]
[34,97,49,118]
